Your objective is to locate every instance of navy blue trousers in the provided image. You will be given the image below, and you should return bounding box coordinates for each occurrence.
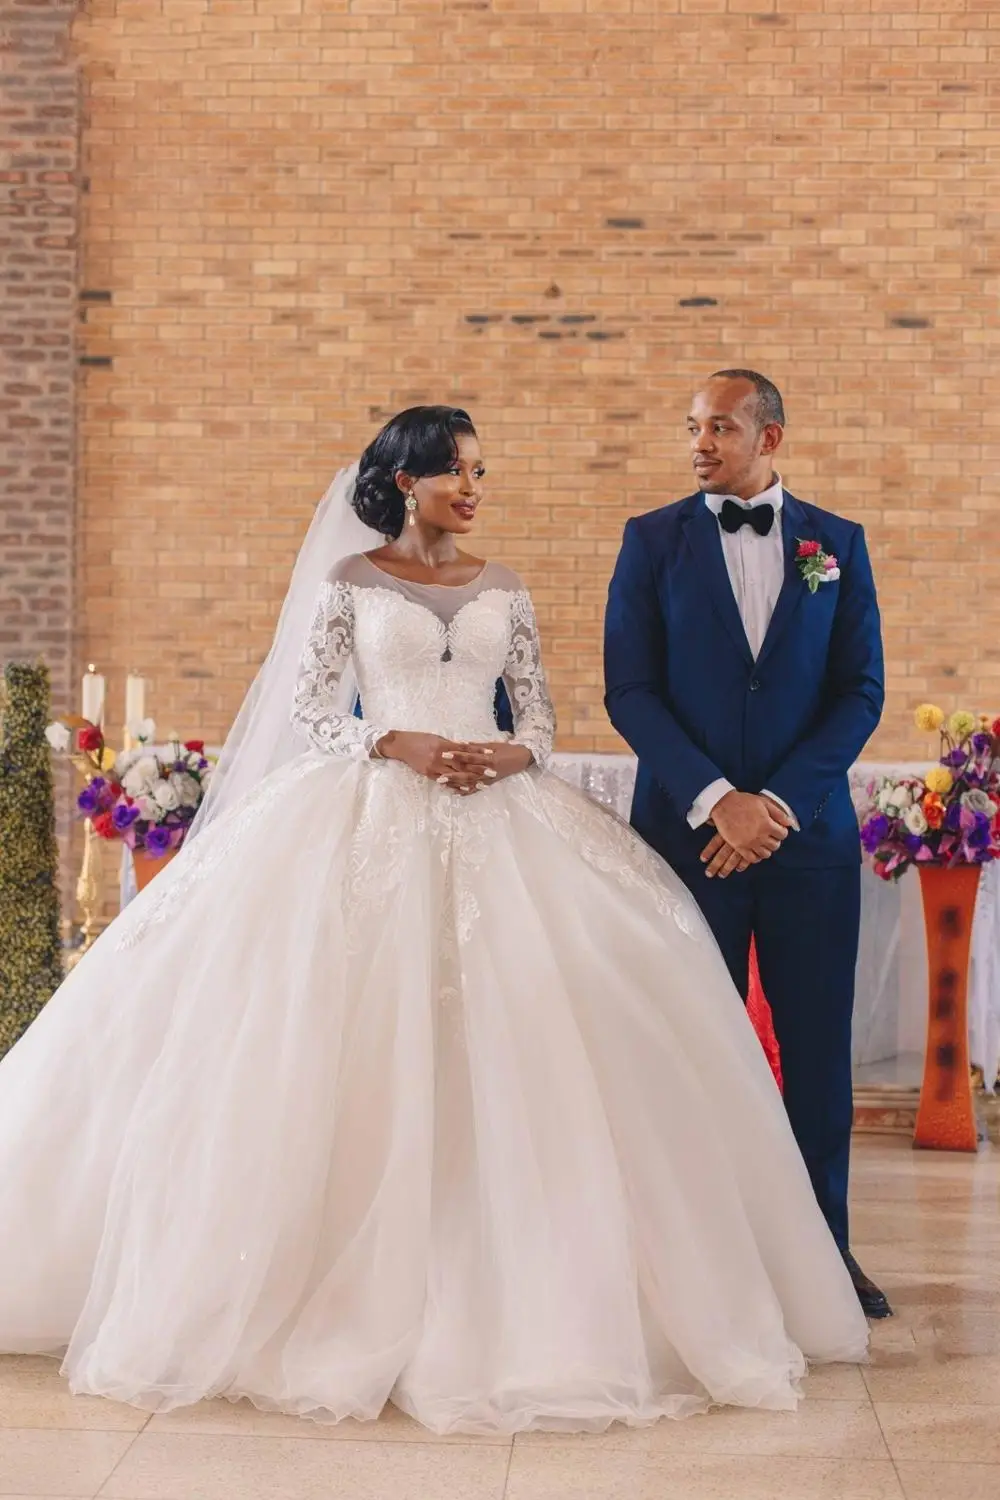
[675,859,860,1252]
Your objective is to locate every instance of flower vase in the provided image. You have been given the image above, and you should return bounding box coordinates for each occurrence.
[132,847,178,893]
[914,863,982,1152]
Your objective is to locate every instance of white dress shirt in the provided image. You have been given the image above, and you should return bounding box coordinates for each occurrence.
[687,476,799,832]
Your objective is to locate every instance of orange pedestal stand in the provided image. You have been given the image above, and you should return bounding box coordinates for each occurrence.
[913,865,981,1153]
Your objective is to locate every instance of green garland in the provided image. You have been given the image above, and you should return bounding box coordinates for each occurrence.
[0,663,63,1058]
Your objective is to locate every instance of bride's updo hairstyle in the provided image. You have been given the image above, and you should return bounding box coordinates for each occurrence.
[353,405,477,538]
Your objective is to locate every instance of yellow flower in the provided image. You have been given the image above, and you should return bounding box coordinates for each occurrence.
[948,710,976,742]
[914,703,945,733]
[100,747,117,773]
[924,766,954,796]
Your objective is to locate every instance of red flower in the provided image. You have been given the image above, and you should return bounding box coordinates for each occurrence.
[184,739,205,753]
[992,716,1000,738]
[77,726,103,752]
[91,811,118,840]
[796,539,821,558]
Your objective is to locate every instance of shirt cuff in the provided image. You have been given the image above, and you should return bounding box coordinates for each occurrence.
[687,778,734,831]
[760,788,800,832]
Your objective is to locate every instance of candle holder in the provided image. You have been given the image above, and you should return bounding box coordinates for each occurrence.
[58,663,110,965]
[66,819,103,968]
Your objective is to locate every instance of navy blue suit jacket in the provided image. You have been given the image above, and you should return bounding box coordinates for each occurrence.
[604,490,884,870]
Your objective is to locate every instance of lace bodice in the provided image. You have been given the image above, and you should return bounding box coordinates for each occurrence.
[291,556,556,767]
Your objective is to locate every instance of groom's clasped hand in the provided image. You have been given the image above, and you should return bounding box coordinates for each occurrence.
[699,790,793,880]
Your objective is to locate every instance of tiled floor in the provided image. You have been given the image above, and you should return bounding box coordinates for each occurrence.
[2,1136,998,1499]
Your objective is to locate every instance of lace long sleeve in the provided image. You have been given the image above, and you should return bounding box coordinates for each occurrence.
[291,581,385,759]
[504,590,556,769]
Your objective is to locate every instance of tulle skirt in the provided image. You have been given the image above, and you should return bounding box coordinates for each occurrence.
[0,754,868,1434]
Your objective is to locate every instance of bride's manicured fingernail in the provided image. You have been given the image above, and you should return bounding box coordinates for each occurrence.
[484,768,497,779]
[442,751,455,761]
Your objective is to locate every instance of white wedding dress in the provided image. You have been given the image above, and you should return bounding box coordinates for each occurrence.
[0,556,868,1435]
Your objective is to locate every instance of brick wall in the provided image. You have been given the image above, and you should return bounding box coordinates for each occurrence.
[0,0,79,714]
[1,0,80,898]
[72,0,998,764]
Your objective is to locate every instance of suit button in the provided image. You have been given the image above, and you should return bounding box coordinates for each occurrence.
[749,679,761,692]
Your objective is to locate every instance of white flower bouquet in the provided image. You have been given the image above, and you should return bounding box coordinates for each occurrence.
[45,717,213,856]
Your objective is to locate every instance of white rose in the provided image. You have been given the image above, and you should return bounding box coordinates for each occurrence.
[114,748,142,779]
[135,717,157,744]
[153,780,181,812]
[904,805,928,836]
[876,785,896,814]
[823,567,841,582]
[44,722,71,752]
[122,756,160,796]
[170,771,201,808]
[962,789,996,816]
[135,794,160,821]
[890,784,913,811]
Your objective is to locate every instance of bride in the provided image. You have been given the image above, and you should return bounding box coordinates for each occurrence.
[0,405,869,1435]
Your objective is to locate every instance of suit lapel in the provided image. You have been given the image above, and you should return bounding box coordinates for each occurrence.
[755,490,812,671]
[682,499,754,668]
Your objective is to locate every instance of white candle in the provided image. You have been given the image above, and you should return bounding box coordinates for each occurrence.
[81,665,105,727]
[125,674,146,732]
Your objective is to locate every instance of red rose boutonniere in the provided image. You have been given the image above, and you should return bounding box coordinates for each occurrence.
[796,539,840,595]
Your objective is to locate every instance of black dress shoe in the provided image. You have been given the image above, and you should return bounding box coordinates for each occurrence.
[842,1250,893,1320]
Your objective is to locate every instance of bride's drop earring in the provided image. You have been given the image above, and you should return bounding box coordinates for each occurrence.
[405,492,417,527]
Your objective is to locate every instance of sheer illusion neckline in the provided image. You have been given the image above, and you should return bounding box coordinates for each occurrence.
[360,555,489,591]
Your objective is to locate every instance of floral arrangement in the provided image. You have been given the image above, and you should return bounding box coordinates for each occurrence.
[795,539,840,592]
[858,706,1000,881]
[45,717,213,857]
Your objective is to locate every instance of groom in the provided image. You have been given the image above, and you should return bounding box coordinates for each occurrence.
[604,370,891,1319]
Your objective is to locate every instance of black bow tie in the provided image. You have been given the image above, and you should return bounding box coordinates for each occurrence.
[718,498,775,537]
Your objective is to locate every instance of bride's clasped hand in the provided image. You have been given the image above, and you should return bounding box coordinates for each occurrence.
[374,733,531,794]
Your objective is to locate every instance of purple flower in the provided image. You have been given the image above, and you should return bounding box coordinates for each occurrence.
[144,825,172,857]
[972,732,993,756]
[112,802,140,832]
[944,802,963,833]
[861,814,890,853]
[967,813,991,849]
[77,783,101,815]
[904,833,925,856]
[945,748,968,770]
